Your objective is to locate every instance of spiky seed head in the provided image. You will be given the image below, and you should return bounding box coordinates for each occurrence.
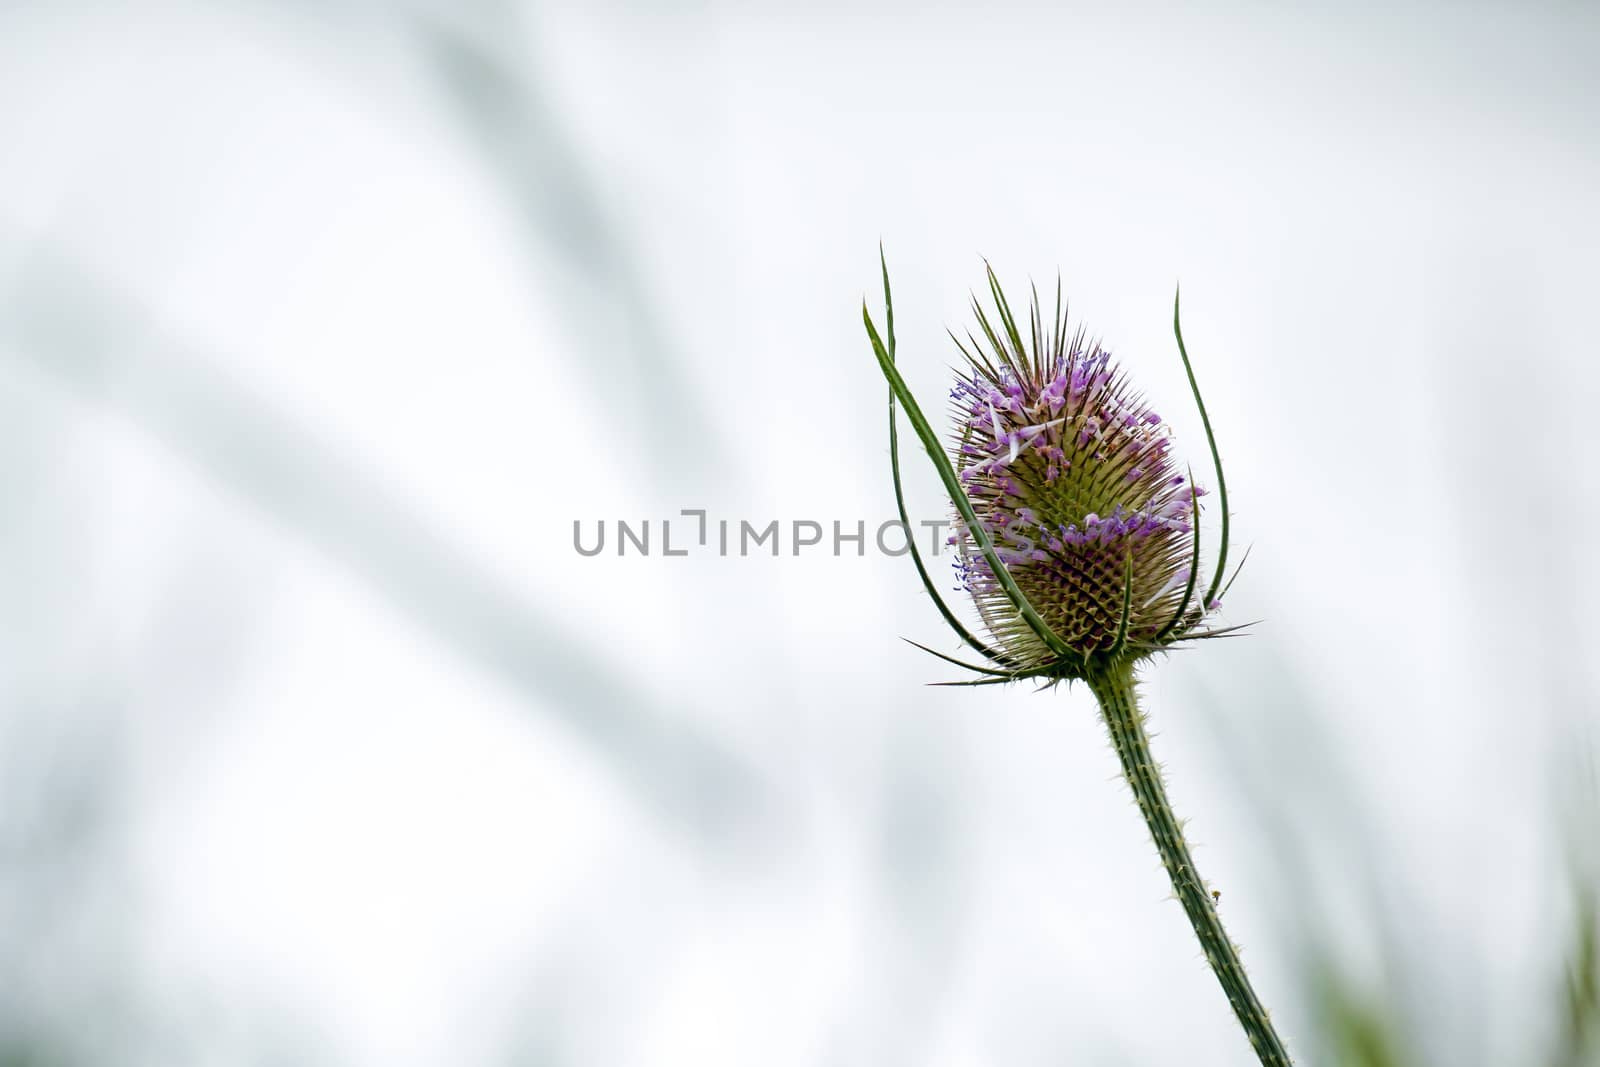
[947,274,1209,675]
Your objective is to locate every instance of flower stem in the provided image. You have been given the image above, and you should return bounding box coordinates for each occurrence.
[1088,663,1294,1065]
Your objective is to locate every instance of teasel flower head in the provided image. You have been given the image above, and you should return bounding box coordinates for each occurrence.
[863,253,1247,687]
[864,252,1294,1064]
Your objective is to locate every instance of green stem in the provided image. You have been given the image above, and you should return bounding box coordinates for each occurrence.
[1088,663,1294,1065]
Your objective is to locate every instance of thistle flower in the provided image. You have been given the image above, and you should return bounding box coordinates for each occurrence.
[945,284,1213,675]
[863,251,1293,1065]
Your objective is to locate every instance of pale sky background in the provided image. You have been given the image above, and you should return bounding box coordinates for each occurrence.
[2,3,1598,1065]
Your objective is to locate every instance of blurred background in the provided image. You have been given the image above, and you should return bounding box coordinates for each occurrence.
[2,2,1598,1064]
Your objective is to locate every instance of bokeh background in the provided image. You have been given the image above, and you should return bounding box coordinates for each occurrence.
[2,2,1598,1064]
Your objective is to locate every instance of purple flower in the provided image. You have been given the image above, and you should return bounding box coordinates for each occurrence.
[943,276,1219,670]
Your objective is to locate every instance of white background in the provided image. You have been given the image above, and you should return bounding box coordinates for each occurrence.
[2,3,1597,1064]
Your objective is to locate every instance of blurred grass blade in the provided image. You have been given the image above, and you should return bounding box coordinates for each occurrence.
[0,244,772,849]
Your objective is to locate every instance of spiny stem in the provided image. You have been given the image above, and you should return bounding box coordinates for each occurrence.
[1087,663,1294,1065]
